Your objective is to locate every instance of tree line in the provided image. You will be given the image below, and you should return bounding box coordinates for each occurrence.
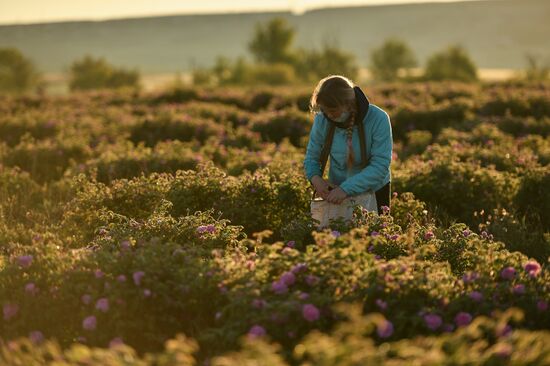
[0,17,548,94]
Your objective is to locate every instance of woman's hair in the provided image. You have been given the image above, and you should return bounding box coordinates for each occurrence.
[309,75,356,114]
[309,75,359,171]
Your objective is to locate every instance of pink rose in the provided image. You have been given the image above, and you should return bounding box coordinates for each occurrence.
[109,337,124,348]
[512,284,525,295]
[377,319,394,338]
[248,325,266,338]
[305,275,320,287]
[25,282,39,295]
[524,261,541,278]
[468,291,483,302]
[120,240,131,251]
[3,303,19,321]
[281,247,293,255]
[17,255,33,268]
[500,267,516,280]
[291,263,307,274]
[133,271,145,286]
[462,271,479,284]
[29,330,44,344]
[82,315,97,331]
[375,299,388,311]
[280,271,296,286]
[81,294,92,305]
[271,280,288,295]
[423,313,442,331]
[302,304,320,322]
[252,299,267,309]
[454,312,472,327]
[95,298,109,312]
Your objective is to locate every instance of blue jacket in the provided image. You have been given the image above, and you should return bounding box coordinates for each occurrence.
[303,86,393,196]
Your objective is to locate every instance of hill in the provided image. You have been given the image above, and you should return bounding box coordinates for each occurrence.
[0,0,548,73]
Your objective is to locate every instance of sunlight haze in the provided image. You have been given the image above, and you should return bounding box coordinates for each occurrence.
[0,0,487,25]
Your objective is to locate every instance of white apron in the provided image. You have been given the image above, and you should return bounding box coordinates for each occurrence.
[310,191,378,229]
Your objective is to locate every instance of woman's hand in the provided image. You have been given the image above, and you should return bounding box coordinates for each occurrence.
[326,187,348,204]
[311,176,337,200]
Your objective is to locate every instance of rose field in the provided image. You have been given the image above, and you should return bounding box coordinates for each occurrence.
[0,81,549,365]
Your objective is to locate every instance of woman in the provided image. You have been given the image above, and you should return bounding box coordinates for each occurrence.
[303,75,393,215]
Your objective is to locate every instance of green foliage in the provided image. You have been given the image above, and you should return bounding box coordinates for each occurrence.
[69,55,141,91]
[294,41,359,82]
[514,166,550,231]
[0,47,41,94]
[392,99,473,141]
[248,63,297,86]
[1,82,550,363]
[522,53,550,82]
[403,130,432,157]
[424,45,478,82]
[248,17,296,65]
[129,111,224,147]
[2,135,92,183]
[369,38,417,82]
[197,19,359,86]
[395,157,520,227]
[251,108,311,146]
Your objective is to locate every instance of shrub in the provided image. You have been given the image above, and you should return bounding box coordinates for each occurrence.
[129,112,225,147]
[249,63,297,86]
[69,55,140,91]
[2,136,92,183]
[394,157,519,227]
[0,48,41,94]
[424,45,478,82]
[514,166,550,231]
[369,38,417,82]
[71,140,200,184]
[294,42,359,82]
[251,108,311,146]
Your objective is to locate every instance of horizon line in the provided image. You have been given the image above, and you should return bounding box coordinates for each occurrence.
[0,0,492,27]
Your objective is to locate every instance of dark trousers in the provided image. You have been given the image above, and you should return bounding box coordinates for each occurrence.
[375,181,391,215]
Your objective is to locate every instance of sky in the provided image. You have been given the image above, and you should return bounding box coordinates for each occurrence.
[0,0,487,25]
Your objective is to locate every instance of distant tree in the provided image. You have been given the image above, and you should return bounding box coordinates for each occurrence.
[523,53,549,82]
[248,17,296,64]
[369,38,417,82]
[69,55,140,91]
[295,40,359,82]
[424,45,478,82]
[0,47,40,94]
[227,57,252,85]
[191,67,215,86]
[212,56,233,85]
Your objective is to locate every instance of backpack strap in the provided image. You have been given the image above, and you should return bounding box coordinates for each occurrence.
[358,120,369,169]
[320,122,336,176]
[311,121,336,199]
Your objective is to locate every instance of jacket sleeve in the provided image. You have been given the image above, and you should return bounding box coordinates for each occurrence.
[339,112,393,195]
[303,113,326,183]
